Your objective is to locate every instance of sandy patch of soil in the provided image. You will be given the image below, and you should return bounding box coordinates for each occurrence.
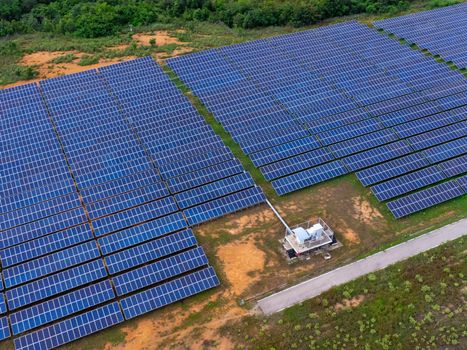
[2,52,137,89]
[133,31,184,46]
[109,295,242,350]
[224,207,275,235]
[20,51,76,66]
[217,237,266,295]
[352,196,383,224]
[342,227,361,244]
[334,294,365,311]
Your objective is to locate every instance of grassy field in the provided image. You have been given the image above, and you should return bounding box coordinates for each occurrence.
[221,237,467,349]
[0,1,466,350]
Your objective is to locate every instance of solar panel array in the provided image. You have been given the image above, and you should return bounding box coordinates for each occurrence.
[374,3,467,69]
[0,58,266,349]
[168,21,467,218]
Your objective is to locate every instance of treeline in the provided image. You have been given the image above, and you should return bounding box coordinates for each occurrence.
[0,0,438,38]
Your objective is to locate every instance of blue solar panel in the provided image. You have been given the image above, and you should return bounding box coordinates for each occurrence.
[3,241,100,288]
[80,169,162,204]
[0,294,6,315]
[250,137,321,167]
[261,147,335,181]
[92,196,178,237]
[318,118,383,145]
[356,153,430,186]
[159,146,233,180]
[0,223,92,268]
[392,110,463,138]
[167,159,244,193]
[374,3,467,69]
[272,160,348,195]
[438,155,467,178]
[0,316,10,341]
[342,140,413,172]
[330,129,399,158]
[184,186,265,225]
[387,179,465,218]
[10,280,115,335]
[120,267,219,319]
[371,165,446,201]
[457,175,467,192]
[113,247,208,296]
[0,192,80,231]
[407,122,467,151]
[6,259,108,310]
[14,302,124,350]
[175,173,255,209]
[105,228,197,274]
[0,207,87,249]
[423,137,467,163]
[86,181,170,219]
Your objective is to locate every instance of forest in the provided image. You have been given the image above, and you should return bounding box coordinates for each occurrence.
[0,0,426,38]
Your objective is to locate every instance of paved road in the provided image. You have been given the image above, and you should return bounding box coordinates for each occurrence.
[258,218,467,315]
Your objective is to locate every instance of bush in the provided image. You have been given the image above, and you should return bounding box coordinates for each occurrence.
[78,54,99,66]
[14,65,38,80]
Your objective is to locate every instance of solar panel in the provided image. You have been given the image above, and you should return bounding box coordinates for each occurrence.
[0,316,10,341]
[0,223,93,268]
[261,147,335,181]
[14,302,124,350]
[387,179,465,218]
[98,212,188,255]
[167,159,244,193]
[250,137,321,167]
[356,153,430,186]
[175,173,255,209]
[86,181,170,220]
[438,155,467,177]
[371,166,446,201]
[104,228,197,274]
[6,259,108,311]
[407,122,467,151]
[0,294,6,315]
[184,187,265,225]
[10,280,115,335]
[374,3,467,69]
[457,175,467,192]
[423,137,467,163]
[0,207,87,250]
[3,241,100,288]
[342,140,413,172]
[120,267,219,319]
[0,193,81,231]
[112,247,208,296]
[92,197,179,237]
[272,161,348,196]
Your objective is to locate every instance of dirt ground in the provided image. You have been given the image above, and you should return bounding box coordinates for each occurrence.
[1,31,192,90]
[217,236,266,296]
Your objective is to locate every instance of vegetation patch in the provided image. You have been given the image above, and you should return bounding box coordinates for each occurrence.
[221,237,467,349]
[77,54,100,66]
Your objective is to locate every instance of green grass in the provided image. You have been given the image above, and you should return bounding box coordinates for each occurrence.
[220,237,467,349]
[50,53,77,64]
[77,54,100,66]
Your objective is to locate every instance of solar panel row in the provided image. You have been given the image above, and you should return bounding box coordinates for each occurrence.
[1,56,268,349]
[168,19,466,217]
[375,3,467,69]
